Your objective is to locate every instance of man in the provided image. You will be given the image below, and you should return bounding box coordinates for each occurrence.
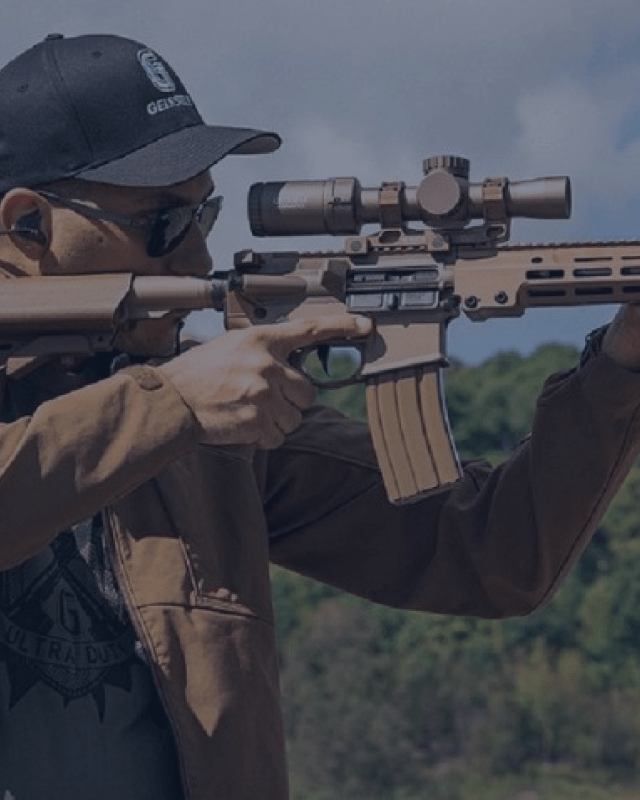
[0,32,639,800]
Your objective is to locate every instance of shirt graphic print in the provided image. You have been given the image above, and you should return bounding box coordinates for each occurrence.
[0,516,183,799]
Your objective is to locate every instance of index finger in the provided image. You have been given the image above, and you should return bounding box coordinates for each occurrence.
[259,313,373,357]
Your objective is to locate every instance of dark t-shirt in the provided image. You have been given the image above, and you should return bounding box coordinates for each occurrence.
[0,516,184,799]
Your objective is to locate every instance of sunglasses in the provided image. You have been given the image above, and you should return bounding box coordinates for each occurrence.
[37,190,222,258]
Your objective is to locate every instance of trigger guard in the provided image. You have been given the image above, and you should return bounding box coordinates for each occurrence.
[289,342,365,389]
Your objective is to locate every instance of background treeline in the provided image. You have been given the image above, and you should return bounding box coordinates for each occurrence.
[271,344,640,800]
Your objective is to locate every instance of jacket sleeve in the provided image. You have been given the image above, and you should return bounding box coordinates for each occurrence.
[0,366,198,570]
[263,352,640,618]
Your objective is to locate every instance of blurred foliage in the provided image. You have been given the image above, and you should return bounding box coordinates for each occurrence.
[273,343,640,798]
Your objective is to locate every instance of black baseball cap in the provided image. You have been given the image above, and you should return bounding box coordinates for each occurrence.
[0,33,281,193]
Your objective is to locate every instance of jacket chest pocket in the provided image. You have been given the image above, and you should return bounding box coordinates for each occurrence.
[131,448,275,623]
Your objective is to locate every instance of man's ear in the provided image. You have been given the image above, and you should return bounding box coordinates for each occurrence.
[0,189,51,257]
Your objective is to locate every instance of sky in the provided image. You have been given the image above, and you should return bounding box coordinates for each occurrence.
[4,0,640,363]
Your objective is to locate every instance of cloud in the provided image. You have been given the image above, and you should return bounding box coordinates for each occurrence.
[513,68,640,191]
[507,67,640,240]
[285,118,415,182]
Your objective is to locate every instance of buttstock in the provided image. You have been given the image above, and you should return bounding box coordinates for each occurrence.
[365,365,462,504]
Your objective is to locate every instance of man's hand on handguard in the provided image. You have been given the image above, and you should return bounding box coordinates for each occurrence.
[602,305,640,372]
[159,314,372,449]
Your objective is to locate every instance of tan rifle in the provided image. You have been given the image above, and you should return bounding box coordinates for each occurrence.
[2,155,640,504]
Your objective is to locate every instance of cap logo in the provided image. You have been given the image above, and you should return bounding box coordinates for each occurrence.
[137,49,176,93]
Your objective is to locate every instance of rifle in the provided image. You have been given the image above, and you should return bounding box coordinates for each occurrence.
[2,155,640,504]
[218,155,640,504]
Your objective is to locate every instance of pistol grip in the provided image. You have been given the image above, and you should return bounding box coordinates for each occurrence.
[365,365,462,504]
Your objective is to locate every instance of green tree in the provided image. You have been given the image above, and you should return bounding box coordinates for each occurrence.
[282,598,422,800]
[272,342,640,797]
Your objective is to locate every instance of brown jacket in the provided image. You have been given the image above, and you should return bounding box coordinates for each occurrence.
[1,352,640,798]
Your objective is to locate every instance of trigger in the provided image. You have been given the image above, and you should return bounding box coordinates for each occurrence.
[317,344,331,376]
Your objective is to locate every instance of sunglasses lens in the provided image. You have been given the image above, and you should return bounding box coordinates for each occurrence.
[197,196,223,236]
[146,197,222,258]
[147,207,194,258]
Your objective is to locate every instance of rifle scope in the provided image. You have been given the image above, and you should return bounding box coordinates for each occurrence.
[248,155,571,237]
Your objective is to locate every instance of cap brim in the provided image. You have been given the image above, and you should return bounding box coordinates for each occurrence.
[75,124,281,187]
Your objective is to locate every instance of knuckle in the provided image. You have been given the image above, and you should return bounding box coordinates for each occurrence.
[281,407,303,435]
[259,427,285,450]
[292,383,316,409]
[245,324,283,348]
[246,375,273,401]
